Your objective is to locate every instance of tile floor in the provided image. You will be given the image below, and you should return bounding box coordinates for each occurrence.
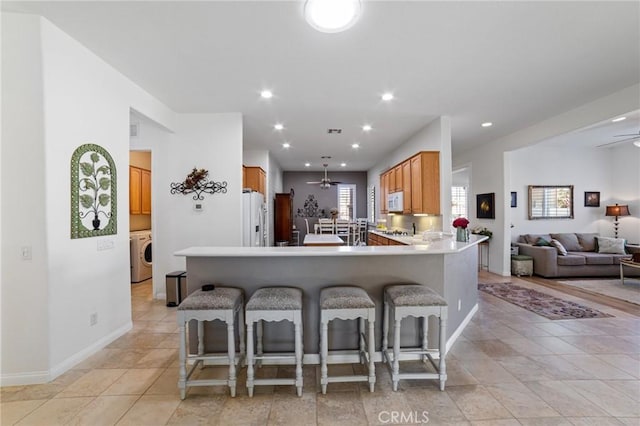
[1,272,639,425]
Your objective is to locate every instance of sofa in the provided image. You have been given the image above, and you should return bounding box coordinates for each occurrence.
[515,233,640,278]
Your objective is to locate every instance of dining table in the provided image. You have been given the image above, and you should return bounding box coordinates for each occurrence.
[303,234,345,246]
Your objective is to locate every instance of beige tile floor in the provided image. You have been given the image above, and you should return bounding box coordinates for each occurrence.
[2,272,639,425]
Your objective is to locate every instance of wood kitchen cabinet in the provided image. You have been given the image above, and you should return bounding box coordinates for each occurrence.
[244,166,266,199]
[129,166,151,215]
[410,151,440,214]
[393,164,402,192]
[402,160,412,213]
[380,172,389,213]
[368,232,408,246]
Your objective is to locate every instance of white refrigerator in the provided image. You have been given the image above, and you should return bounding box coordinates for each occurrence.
[242,191,266,247]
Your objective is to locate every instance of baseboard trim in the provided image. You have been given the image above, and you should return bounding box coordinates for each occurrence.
[446,303,478,354]
[49,322,133,381]
[1,321,132,386]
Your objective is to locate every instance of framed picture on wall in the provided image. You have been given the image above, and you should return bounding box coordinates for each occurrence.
[584,191,600,207]
[511,192,517,208]
[476,192,495,219]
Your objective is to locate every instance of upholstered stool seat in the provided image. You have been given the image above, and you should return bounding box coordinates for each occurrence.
[245,287,303,397]
[319,286,376,394]
[177,287,244,399]
[383,284,447,391]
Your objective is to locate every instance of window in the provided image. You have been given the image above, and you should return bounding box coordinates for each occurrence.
[528,185,574,219]
[368,185,375,222]
[451,186,467,218]
[337,184,356,220]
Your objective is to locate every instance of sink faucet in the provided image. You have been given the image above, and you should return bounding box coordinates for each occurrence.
[412,222,416,235]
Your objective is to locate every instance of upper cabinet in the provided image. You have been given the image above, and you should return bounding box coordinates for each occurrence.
[243,166,266,199]
[130,166,151,215]
[410,152,440,215]
[380,151,440,216]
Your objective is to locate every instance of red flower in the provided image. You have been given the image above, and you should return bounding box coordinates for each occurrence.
[452,217,469,229]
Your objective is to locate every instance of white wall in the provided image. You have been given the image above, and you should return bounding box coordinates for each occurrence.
[510,146,614,239]
[1,13,50,383]
[454,84,640,276]
[134,113,243,299]
[1,13,176,384]
[610,143,640,243]
[368,116,453,231]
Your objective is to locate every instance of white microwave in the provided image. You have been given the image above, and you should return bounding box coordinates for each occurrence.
[388,192,403,212]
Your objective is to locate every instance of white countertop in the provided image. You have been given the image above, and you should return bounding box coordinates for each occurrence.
[175,234,488,258]
[303,234,345,245]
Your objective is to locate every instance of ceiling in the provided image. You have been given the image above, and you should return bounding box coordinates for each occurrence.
[3,1,639,171]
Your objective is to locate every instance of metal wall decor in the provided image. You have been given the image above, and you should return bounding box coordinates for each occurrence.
[296,194,326,218]
[71,143,117,239]
[170,167,228,200]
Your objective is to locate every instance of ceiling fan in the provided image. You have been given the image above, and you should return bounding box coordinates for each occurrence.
[306,163,342,189]
[596,130,640,148]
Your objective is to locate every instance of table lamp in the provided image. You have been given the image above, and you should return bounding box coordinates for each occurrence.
[605,204,630,238]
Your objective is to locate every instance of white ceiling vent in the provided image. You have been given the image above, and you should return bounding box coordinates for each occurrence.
[327,128,342,134]
[130,123,139,137]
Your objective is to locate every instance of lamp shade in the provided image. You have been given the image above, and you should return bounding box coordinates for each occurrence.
[605,204,630,217]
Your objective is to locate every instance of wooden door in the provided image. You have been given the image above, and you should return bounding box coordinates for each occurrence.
[274,192,292,244]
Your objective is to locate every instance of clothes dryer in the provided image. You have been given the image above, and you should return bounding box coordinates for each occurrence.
[130,230,152,282]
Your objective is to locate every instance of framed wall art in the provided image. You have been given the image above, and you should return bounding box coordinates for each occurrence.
[584,191,600,207]
[476,192,495,219]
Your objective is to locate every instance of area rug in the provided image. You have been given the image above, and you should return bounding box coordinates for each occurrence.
[556,278,640,306]
[478,282,613,320]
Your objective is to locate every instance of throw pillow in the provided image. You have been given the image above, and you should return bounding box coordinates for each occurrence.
[550,233,582,252]
[550,238,568,256]
[576,233,599,252]
[535,237,551,246]
[596,237,626,254]
[525,234,552,245]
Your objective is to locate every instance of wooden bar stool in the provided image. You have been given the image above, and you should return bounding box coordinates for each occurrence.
[177,287,244,398]
[382,284,447,391]
[319,286,376,394]
[245,287,303,397]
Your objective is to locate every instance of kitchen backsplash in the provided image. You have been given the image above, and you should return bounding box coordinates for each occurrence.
[384,214,442,235]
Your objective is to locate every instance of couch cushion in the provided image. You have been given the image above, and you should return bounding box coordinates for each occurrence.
[596,237,626,254]
[613,254,633,265]
[550,239,568,256]
[577,252,614,265]
[557,254,586,266]
[525,234,552,245]
[576,233,599,252]
[551,233,582,251]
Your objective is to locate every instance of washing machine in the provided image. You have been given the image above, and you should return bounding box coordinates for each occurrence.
[130,230,152,282]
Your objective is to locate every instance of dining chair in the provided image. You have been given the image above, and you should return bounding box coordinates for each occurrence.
[356,218,368,245]
[304,218,310,234]
[318,218,334,234]
[335,220,351,245]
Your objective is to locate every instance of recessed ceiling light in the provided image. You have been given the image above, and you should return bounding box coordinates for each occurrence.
[612,116,627,122]
[362,124,372,132]
[481,122,493,128]
[351,143,360,149]
[282,142,290,148]
[340,163,347,167]
[381,93,394,101]
[260,90,273,99]
[304,0,362,33]
[304,162,311,167]
[274,123,284,130]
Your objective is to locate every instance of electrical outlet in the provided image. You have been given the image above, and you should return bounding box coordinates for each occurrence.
[90,312,98,326]
[457,299,461,311]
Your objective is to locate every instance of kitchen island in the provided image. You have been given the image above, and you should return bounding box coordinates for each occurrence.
[175,235,487,362]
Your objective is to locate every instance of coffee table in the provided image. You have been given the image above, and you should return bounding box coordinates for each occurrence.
[619,259,640,285]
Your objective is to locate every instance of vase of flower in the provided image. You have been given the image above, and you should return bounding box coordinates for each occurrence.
[452,217,470,242]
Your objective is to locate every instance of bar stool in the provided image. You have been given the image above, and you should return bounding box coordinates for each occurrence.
[245,287,303,397]
[177,287,244,399]
[319,286,376,394]
[382,284,447,391]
